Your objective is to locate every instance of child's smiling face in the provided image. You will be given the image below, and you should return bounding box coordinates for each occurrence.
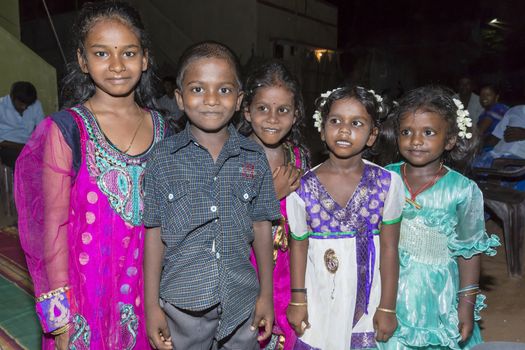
[78,18,148,98]
[398,109,456,168]
[244,85,296,148]
[176,57,243,134]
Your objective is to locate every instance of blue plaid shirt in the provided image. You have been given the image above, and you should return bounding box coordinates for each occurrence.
[143,123,281,339]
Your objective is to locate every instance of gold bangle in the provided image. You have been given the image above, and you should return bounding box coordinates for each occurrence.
[460,291,480,297]
[376,307,396,314]
[289,302,308,307]
[51,323,70,336]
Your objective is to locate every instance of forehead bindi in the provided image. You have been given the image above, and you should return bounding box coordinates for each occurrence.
[254,86,294,106]
[85,19,141,49]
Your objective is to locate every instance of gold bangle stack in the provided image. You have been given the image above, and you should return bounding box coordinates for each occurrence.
[36,286,70,302]
[376,307,396,314]
[51,323,71,336]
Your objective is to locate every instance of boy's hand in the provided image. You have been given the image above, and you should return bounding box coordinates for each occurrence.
[373,310,397,342]
[146,304,173,350]
[272,164,302,199]
[286,304,309,336]
[251,295,274,341]
[458,300,475,342]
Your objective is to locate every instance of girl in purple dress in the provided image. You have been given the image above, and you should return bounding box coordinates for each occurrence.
[286,86,404,350]
[239,60,310,350]
[15,2,168,349]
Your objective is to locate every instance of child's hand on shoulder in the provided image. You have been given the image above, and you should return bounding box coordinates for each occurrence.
[272,164,303,199]
[458,299,475,342]
[146,304,173,350]
[252,294,274,341]
[373,309,397,343]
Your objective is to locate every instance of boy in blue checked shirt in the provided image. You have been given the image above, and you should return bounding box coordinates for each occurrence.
[143,42,281,350]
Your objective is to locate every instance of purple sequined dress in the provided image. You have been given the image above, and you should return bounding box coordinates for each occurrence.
[287,161,404,350]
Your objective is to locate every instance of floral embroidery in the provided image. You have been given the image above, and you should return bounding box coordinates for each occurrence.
[120,304,139,350]
[69,314,91,350]
[73,106,164,225]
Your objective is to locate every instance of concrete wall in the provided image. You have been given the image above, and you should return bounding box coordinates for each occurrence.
[0,19,57,114]
[0,0,20,39]
[127,0,257,74]
[255,0,337,57]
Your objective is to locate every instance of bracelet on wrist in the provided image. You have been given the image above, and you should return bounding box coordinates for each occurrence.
[376,307,396,314]
[291,288,307,294]
[51,323,70,336]
[289,302,308,307]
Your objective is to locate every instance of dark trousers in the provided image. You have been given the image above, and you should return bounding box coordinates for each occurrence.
[160,300,258,350]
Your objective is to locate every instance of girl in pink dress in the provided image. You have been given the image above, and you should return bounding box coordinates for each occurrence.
[15,2,168,349]
[238,61,310,350]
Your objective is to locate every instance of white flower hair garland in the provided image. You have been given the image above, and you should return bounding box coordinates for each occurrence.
[312,87,384,132]
[452,98,473,139]
[368,89,383,112]
[313,88,341,132]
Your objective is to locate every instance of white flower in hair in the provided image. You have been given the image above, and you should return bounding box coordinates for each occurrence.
[313,110,323,132]
[312,88,342,132]
[453,98,473,139]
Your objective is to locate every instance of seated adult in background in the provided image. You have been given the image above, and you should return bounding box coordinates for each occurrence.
[455,76,484,124]
[475,105,525,190]
[477,84,509,146]
[0,81,44,167]
[155,75,183,121]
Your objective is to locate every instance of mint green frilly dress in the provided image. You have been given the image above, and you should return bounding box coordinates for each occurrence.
[379,162,500,350]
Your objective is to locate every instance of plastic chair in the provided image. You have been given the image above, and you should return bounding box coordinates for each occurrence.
[473,158,525,277]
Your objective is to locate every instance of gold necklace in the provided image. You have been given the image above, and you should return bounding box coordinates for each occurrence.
[87,100,146,154]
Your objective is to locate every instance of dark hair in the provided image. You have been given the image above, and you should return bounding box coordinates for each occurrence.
[61,1,158,108]
[238,60,306,149]
[315,85,388,127]
[162,76,177,85]
[10,81,37,105]
[175,41,242,90]
[379,85,479,171]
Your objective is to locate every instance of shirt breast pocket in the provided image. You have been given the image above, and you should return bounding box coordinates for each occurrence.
[160,181,191,234]
[231,183,258,232]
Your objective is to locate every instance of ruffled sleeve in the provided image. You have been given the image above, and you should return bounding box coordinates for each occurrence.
[15,117,74,332]
[450,180,500,258]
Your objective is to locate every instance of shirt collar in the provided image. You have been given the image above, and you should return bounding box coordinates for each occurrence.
[170,122,262,155]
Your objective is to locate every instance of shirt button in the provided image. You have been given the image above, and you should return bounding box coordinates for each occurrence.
[214,219,218,223]
[216,252,221,259]
[243,193,249,200]
[168,193,174,201]
[213,176,217,181]
[210,205,217,212]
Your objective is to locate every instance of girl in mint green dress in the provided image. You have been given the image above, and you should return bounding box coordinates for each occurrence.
[379,86,500,350]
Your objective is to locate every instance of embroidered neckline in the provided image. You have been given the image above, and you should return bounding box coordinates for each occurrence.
[75,104,162,164]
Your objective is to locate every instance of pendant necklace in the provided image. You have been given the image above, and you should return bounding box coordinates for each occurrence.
[88,100,146,154]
